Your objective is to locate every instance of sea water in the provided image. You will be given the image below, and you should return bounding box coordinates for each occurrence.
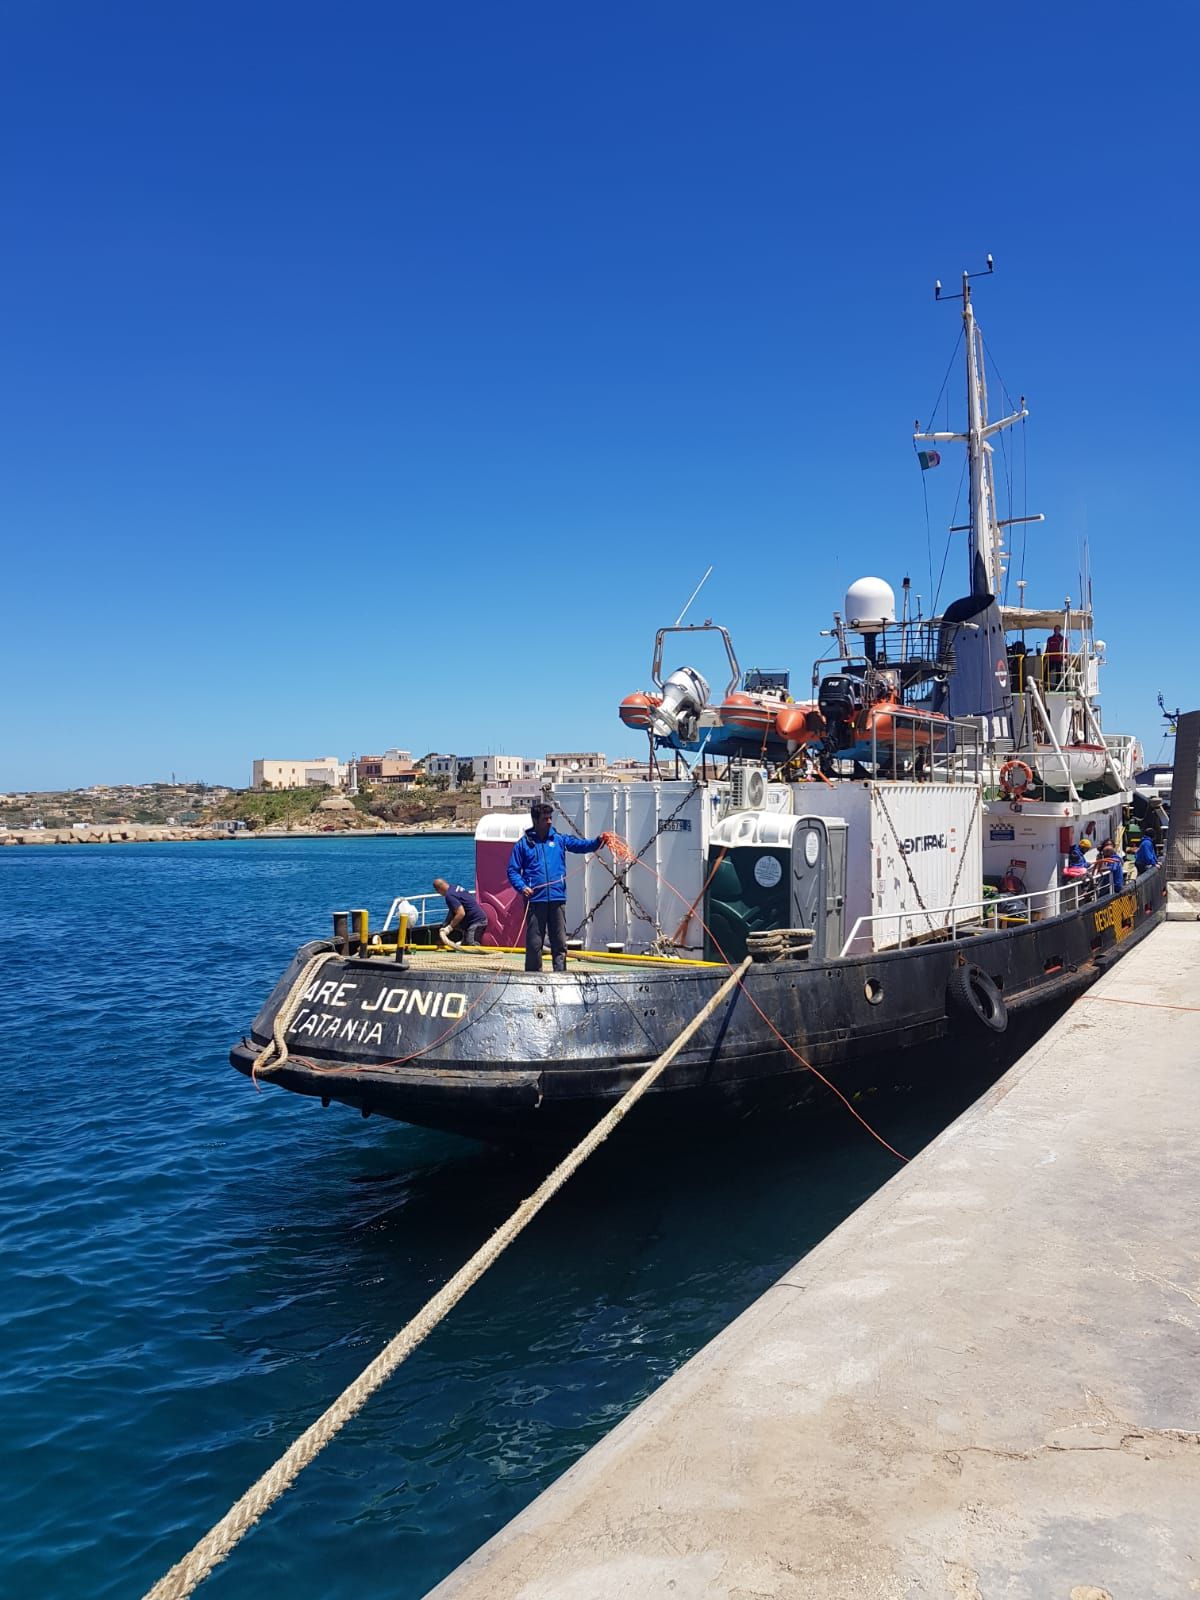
[1,838,1008,1598]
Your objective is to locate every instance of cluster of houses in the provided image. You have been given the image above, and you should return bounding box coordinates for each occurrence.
[250,750,651,810]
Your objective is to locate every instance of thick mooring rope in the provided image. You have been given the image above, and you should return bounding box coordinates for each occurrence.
[250,948,340,1081]
[143,955,754,1600]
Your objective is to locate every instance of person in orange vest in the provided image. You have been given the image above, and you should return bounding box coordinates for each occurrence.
[1045,625,1067,688]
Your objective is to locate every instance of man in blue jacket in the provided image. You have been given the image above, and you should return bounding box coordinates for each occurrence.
[508,800,610,972]
[1134,833,1158,875]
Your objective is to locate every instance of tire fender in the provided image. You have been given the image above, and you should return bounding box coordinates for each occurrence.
[946,963,1008,1033]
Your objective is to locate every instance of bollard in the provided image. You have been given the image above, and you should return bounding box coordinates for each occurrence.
[394,913,409,966]
[332,911,349,956]
[352,908,369,954]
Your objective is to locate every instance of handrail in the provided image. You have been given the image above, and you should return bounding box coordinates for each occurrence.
[838,872,1117,957]
[1025,679,1081,802]
[382,892,448,931]
[867,706,984,785]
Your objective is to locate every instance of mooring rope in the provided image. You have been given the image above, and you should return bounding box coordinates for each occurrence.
[143,955,754,1600]
[250,947,340,1084]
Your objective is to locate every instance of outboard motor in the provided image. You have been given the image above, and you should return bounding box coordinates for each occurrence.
[650,666,710,741]
[817,674,865,750]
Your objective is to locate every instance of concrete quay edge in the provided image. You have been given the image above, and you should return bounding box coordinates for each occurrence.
[430,920,1200,1600]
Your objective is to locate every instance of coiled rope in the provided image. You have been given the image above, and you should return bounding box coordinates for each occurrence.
[143,954,753,1600]
[250,947,340,1084]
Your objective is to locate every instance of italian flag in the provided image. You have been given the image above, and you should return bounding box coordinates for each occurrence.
[917,449,941,470]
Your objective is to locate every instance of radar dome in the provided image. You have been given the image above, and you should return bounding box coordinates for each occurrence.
[844,576,896,633]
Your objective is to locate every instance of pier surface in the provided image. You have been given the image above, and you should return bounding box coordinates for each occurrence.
[432,920,1199,1599]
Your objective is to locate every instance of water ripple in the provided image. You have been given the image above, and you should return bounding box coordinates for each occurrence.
[1,838,1007,1598]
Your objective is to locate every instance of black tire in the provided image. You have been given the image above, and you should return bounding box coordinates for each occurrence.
[946,963,1008,1033]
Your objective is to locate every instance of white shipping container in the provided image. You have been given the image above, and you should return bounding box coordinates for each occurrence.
[793,781,983,953]
[554,781,723,954]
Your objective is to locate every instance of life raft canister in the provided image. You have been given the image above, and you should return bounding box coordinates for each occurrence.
[999,758,1034,797]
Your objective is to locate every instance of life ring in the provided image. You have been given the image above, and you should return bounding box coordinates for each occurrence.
[946,963,1008,1033]
[999,758,1033,797]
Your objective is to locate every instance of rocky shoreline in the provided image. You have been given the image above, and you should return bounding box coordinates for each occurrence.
[0,824,475,846]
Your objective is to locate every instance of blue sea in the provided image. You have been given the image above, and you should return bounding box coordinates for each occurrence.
[1,837,1007,1598]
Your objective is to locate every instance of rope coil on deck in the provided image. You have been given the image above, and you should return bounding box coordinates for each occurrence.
[250,948,339,1082]
[144,955,754,1600]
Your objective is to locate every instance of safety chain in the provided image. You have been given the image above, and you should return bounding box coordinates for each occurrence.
[556,781,702,943]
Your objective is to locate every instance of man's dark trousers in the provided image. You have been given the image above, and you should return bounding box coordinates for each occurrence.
[525,902,568,972]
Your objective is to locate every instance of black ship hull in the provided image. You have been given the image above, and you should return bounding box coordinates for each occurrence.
[231,870,1167,1146]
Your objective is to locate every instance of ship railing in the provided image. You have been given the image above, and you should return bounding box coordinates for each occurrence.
[381,892,446,931]
[1009,648,1088,695]
[839,873,1115,957]
[869,709,984,785]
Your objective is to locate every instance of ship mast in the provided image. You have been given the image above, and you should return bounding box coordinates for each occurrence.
[915,259,1029,600]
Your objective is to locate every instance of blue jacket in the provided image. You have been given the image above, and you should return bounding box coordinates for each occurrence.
[1134,836,1158,872]
[507,825,601,904]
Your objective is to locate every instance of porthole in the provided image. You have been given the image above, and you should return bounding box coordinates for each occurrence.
[864,977,884,1005]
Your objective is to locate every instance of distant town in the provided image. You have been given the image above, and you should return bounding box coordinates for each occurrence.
[253,748,649,804]
[0,747,651,845]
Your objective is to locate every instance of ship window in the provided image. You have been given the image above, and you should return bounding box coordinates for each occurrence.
[864,977,884,1005]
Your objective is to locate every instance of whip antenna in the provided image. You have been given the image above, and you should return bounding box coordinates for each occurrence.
[674,565,714,627]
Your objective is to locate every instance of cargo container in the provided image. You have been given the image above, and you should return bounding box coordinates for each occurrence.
[793,781,983,953]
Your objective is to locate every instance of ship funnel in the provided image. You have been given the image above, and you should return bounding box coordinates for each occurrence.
[650,666,710,740]
[844,577,896,633]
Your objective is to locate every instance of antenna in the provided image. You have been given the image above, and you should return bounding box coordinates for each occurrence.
[935,254,995,303]
[674,565,714,627]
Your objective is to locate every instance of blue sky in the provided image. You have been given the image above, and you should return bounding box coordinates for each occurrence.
[2,2,1193,790]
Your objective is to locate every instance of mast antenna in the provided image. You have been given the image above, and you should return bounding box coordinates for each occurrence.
[674,565,714,627]
[935,255,994,303]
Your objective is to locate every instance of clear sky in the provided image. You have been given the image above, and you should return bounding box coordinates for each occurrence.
[2,1,1194,790]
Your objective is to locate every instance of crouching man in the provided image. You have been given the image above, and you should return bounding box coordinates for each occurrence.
[433,877,489,947]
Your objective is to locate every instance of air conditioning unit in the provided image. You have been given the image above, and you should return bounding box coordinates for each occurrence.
[729,765,768,812]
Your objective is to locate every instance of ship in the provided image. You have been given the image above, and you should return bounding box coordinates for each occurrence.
[232,263,1167,1144]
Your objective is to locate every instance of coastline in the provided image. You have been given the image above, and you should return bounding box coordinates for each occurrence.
[0,824,476,847]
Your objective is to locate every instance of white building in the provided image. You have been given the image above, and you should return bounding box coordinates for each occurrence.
[481,779,545,811]
[473,754,528,785]
[251,757,345,790]
[544,751,606,777]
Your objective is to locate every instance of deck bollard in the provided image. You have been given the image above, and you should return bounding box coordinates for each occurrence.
[332,911,349,956]
[352,908,369,954]
[395,914,409,966]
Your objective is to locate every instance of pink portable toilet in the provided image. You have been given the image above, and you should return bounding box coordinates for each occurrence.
[474,813,530,947]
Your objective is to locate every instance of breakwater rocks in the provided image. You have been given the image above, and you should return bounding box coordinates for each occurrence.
[0,823,477,846]
[0,825,223,846]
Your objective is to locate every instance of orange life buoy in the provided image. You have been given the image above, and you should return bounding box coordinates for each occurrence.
[999,758,1034,796]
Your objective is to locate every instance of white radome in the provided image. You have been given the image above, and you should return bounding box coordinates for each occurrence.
[844,576,896,632]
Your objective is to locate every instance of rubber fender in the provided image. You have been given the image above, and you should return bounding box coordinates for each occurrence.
[946,963,1008,1033]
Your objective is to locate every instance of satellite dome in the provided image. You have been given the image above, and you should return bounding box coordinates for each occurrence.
[844,577,896,632]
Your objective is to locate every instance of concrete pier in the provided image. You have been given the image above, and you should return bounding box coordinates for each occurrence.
[432,921,1200,1599]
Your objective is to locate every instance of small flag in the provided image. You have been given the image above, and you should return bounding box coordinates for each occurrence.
[917,449,941,470]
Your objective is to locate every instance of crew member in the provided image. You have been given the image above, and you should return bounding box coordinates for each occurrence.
[1097,840,1124,892]
[1066,834,1093,872]
[507,801,611,972]
[1134,833,1159,875]
[1045,625,1067,689]
[433,877,489,946]
[1145,796,1168,849]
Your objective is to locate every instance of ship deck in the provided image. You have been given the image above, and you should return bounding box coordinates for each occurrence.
[368,945,725,976]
